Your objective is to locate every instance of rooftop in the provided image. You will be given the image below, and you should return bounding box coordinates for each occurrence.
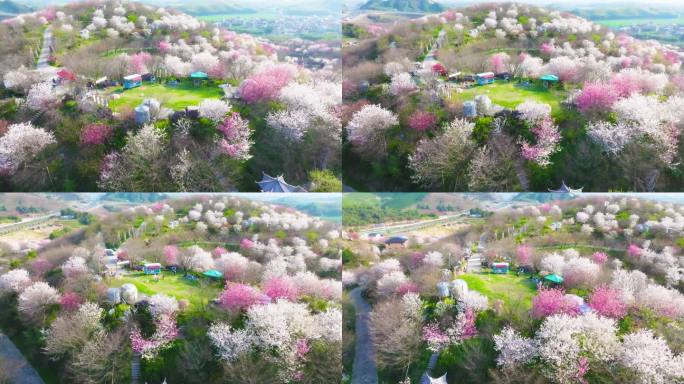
[257,172,307,193]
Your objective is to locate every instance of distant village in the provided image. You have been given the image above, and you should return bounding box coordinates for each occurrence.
[216,13,338,40]
[614,20,684,47]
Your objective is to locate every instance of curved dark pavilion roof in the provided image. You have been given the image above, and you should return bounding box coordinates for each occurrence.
[549,180,583,194]
[257,172,307,193]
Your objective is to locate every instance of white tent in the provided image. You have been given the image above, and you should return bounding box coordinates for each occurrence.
[426,373,447,384]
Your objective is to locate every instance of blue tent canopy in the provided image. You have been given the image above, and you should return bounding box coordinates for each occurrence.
[540,74,559,82]
[544,274,564,284]
[190,71,208,79]
[202,269,223,279]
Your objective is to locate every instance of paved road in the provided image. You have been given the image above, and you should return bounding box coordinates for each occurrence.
[422,29,446,69]
[358,212,468,236]
[420,352,442,384]
[36,26,52,69]
[467,253,483,273]
[0,332,45,384]
[350,287,378,384]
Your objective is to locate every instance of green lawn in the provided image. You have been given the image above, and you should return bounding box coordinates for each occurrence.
[107,81,223,112]
[458,271,537,309]
[107,272,223,311]
[454,81,566,114]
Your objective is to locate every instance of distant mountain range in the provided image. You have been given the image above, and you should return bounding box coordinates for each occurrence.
[359,0,444,13]
[4,0,342,16]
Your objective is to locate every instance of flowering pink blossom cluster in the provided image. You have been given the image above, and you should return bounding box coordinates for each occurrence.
[217,112,252,160]
[408,111,437,132]
[539,42,554,55]
[162,245,178,265]
[588,285,627,319]
[519,117,561,166]
[295,338,310,359]
[129,52,153,74]
[408,252,425,269]
[531,287,580,319]
[59,292,84,311]
[422,323,450,351]
[576,82,618,113]
[262,276,299,301]
[516,245,533,266]
[627,244,642,259]
[489,52,510,74]
[218,283,264,312]
[157,41,171,53]
[80,123,112,146]
[592,252,608,264]
[396,281,420,296]
[240,238,254,249]
[239,66,293,104]
[130,314,179,359]
[30,258,53,276]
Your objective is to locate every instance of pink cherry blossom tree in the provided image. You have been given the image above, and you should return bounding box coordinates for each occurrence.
[531,287,581,319]
[489,52,511,73]
[262,276,299,301]
[408,111,437,132]
[59,292,84,311]
[218,283,263,312]
[516,245,533,266]
[217,112,253,160]
[576,82,618,114]
[162,245,178,266]
[519,117,561,166]
[239,66,293,104]
[588,285,627,319]
[130,314,178,359]
[128,52,153,74]
[592,252,608,264]
[240,238,254,249]
[627,244,641,259]
[80,123,113,146]
[30,258,53,276]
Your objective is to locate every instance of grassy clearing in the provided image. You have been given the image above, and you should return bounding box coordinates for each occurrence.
[458,271,537,309]
[453,81,566,114]
[107,272,223,311]
[107,81,223,112]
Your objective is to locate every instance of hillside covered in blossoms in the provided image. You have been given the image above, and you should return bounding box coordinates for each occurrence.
[342,193,684,383]
[0,193,342,383]
[343,3,684,192]
[0,0,341,192]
